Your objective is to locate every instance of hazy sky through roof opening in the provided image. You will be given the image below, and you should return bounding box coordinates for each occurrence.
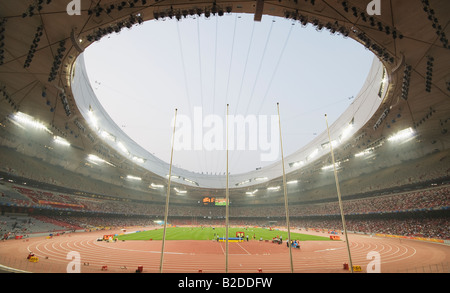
[84,13,374,175]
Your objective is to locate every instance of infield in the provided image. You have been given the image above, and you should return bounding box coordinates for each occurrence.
[115,226,332,241]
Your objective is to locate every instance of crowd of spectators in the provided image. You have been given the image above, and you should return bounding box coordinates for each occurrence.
[1,183,448,218]
[166,216,450,240]
[14,214,446,240]
[32,214,159,231]
[1,182,449,240]
[0,146,449,240]
[0,215,69,239]
[1,145,449,205]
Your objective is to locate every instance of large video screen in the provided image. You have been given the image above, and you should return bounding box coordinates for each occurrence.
[202,197,227,206]
[214,198,226,206]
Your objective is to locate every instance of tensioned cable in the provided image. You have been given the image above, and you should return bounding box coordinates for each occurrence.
[196,17,206,173]
[256,22,294,115]
[228,17,275,172]
[211,16,219,175]
[212,14,238,175]
[231,18,289,172]
[197,17,204,109]
[176,21,193,117]
[243,16,275,116]
[212,16,218,117]
[233,20,256,114]
[176,20,204,173]
[225,14,238,105]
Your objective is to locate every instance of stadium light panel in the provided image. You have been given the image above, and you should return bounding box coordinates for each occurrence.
[88,108,99,130]
[126,175,142,181]
[87,154,115,167]
[340,123,353,141]
[322,162,340,171]
[101,130,116,142]
[307,148,319,160]
[184,178,195,184]
[117,141,129,155]
[150,183,164,188]
[13,112,51,133]
[322,139,340,150]
[267,186,280,191]
[355,147,375,158]
[287,180,298,184]
[236,179,251,186]
[388,127,415,142]
[166,174,180,179]
[53,136,70,146]
[87,154,105,163]
[132,156,145,163]
[290,161,304,168]
[174,187,187,194]
[245,189,258,195]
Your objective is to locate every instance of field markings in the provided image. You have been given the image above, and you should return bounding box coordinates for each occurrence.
[216,241,254,256]
[91,239,187,255]
[314,247,346,253]
[236,242,252,255]
[17,231,430,273]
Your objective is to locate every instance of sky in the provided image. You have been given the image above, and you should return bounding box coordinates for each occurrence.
[83,13,374,175]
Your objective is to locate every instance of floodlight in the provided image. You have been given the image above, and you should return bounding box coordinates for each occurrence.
[117,141,129,154]
[184,178,197,185]
[321,162,340,171]
[290,161,304,168]
[87,154,105,163]
[355,147,375,158]
[150,183,164,189]
[13,112,51,133]
[132,156,145,163]
[166,174,180,179]
[307,148,319,160]
[126,175,142,181]
[53,136,70,146]
[236,179,251,186]
[101,130,116,142]
[245,189,258,195]
[88,109,99,130]
[387,127,415,142]
[340,124,353,141]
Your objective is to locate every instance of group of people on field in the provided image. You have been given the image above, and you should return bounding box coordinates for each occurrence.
[287,239,300,249]
[272,235,301,249]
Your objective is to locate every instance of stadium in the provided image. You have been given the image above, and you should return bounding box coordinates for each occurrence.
[0,0,449,280]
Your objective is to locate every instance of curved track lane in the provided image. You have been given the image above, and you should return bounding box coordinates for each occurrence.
[1,229,448,273]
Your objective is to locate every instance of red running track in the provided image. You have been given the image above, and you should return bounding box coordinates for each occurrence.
[0,228,449,273]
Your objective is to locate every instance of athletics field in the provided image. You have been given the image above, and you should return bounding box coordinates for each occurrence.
[115,226,331,241]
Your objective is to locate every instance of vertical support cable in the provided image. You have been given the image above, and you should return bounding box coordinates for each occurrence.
[277,102,294,273]
[159,108,178,273]
[225,104,230,273]
[324,114,353,273]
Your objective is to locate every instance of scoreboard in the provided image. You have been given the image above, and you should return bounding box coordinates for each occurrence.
[202,196,215,206]
[202,197,227,206]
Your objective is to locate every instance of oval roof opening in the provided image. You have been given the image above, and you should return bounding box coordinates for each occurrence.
[83,13,374,177]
